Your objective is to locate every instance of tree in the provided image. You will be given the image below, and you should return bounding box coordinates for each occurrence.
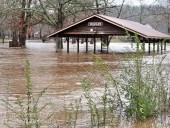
[15,0,34,47]
[0,0,37,47]
[38,0,93,51]
[37,0,119,51]
[157,0,170,34]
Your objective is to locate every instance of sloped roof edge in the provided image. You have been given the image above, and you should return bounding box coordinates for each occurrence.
[48,14,170,39]
[95,14,148,38]
[48,15,96,38]
[97,14,170,39]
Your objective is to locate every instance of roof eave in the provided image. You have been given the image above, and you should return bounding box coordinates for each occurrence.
[48,14,170,40]
[48,15,97,38]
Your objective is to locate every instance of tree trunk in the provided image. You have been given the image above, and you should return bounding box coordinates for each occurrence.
[55,37,63,52]
[55,37,63,51]
[19,26,27,47]
[55,2,64,52]
[9,31,20,47]
[19,0,27,48]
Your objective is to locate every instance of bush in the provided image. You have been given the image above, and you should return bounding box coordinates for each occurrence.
[119,34,169,121]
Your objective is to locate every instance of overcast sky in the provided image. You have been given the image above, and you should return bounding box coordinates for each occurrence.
[114,0,158,6]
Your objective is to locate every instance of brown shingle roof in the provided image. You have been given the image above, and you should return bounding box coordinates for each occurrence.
[48,14,170,39]
[97,14,170,39]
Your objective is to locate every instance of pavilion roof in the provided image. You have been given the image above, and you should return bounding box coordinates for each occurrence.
[48,14,170,39]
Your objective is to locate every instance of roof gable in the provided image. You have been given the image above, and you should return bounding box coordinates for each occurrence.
[57,17,126,37]
[48,14,170,39]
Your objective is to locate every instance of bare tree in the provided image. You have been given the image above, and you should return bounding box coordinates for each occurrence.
[0,0,37,47]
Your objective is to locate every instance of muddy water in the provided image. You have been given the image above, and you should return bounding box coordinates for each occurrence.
[0,40,120,127]
[0,40,169,128]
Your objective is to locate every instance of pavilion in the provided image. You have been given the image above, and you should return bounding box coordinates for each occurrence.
[48,14,170,54]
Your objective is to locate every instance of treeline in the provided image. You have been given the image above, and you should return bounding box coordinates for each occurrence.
[0,0,169,48]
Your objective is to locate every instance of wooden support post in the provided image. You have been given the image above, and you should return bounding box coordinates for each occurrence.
[157,41,159,53]
[142,42,145,53]
[101,37,103,53]
[66,37,69,53]
[107,38,109,54]
[77,37,79,53]
[161,41,163,54]
[81,38,84,44]
[164,41,166,50]
[94,37,96,54]
[148,40,151,55]
[153,42,155,54]
[85,38,88,53]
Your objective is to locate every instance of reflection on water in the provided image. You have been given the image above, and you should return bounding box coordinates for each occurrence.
[0,40,170,128]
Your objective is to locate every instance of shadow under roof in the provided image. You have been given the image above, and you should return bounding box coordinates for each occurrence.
[48,14,170,39]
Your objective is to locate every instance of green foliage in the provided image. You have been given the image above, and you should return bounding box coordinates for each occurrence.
[120,34,169,121]
[81,63,117,127]
[2,35,169,127]
[81,34,170,125]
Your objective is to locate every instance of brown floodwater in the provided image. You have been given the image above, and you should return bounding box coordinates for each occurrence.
[0,40,170,128]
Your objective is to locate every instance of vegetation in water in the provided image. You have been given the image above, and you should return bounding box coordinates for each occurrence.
[80,34,170,127]
[2,35,170,128]
[120,34,169,121]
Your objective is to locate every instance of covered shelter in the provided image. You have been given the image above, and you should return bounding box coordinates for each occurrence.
[48,14,170,54]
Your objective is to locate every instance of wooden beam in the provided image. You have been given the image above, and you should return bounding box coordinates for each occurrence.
[161,41,163,54]
[157,41,159,53]
[101,37,103,53]
[77,37,79,53]
[153,42,155,54]
[164,41,167,50]
[66,37,69,53]
[94,37,96,54]
[148,39,151,55]
[85,38,88,53]
[107,38,109,54]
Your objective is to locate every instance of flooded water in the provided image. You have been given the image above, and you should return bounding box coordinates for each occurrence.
[0,40,170,128]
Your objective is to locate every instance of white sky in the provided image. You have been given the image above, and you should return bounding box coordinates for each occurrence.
[114,0,158,6]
